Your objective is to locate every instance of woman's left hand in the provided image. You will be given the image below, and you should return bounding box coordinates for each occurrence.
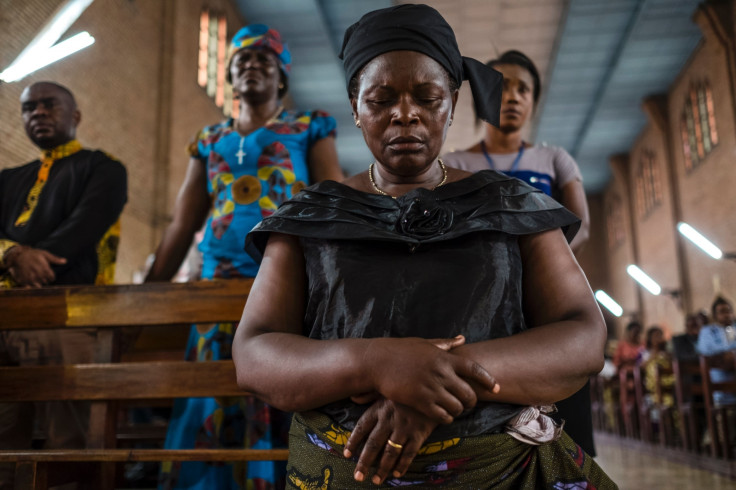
[344,397,438,485]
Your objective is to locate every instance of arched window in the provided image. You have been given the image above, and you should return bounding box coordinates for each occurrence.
[198,10,238,117]
[635,149,662,218]
[681,80,718,172]
[606,195,625,250]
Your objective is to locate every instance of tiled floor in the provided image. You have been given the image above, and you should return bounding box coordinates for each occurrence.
[594,435,736,489]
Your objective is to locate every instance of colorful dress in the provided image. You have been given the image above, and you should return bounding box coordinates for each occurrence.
[246,171,616,488]
[159,108,336,490]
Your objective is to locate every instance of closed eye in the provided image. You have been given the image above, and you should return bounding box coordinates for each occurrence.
[365,99,393,106]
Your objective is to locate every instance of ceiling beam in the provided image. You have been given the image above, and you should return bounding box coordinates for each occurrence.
[531,0,572,142]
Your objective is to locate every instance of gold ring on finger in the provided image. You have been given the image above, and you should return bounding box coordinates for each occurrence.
[386,439,403,450]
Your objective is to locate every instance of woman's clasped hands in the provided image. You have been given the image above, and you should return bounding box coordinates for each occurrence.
[345,335,500,484]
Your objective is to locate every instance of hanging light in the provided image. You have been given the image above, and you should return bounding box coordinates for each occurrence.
[0,0,95,83]
[0,33,94,83]
[595,290,623,317]
[677,222,724,260]
[626,265,662,296]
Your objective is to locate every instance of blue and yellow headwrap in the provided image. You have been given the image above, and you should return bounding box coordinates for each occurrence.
[227,24,291,83]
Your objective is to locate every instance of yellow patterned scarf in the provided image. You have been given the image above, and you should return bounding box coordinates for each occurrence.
[14,139,83,226]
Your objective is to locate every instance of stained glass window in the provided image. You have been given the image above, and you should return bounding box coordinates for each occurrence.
[705,82,718,146]
[197,10,237,117]
[681,81,718,173]
[680,118,692,172]
[197,12,208,88]
[635,177,645,219]
[636,150,661,218]
[606,196,625,250]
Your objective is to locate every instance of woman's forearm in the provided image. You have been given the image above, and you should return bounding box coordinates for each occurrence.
[453,319,605,405]
[234,332,374,412]
[234,330,495,422]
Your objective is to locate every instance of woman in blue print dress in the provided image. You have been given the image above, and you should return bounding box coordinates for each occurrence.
[146,24,343,490]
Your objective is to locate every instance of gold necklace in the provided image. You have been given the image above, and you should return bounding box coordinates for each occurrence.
[368,159,447,199]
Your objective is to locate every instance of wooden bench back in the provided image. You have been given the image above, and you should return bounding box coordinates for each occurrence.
[699,354,736,458]
[0,360,241,402]
[672,358,702,405]
[0,279,291,490]
[0,279,253,330]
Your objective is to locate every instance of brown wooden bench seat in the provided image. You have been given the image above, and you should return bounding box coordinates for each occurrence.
[0,279,289,490]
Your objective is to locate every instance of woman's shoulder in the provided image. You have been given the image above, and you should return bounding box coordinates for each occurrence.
[193,119,234,145]
[187,119,234,157]
[198,119,233,138]
[276,108,335,124]
[442,149,487,172]
[528,142,567,154]
[528,143,577,164]
[267,108,337,136]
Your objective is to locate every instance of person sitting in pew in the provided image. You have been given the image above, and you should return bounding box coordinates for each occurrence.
[642,326,676,432]
[673,313,704,362]
[613,321,645,373]
[697,296,736,406]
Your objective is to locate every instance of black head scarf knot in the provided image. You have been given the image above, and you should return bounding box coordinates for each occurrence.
[339,4,503,126]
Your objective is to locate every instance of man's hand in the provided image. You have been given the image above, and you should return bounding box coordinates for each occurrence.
[5,245,66,287]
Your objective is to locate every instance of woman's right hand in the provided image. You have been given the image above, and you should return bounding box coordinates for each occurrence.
[344,397,438,485]
[365,335,498,424]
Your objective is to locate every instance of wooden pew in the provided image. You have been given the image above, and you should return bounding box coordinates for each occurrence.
[0,280,289,489]
[672,357,703,453]
[589,375,605,432]
[632,363,653,442]
[619,367,639,439]
[600,373,624,436]
[651,362,677,447]
[699,353,736,459]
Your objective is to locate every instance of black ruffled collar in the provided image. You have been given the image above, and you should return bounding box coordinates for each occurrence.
[245,170,580,262]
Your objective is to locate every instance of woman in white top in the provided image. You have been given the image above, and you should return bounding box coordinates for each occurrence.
[443,50,589,253]
[445,50,594,456]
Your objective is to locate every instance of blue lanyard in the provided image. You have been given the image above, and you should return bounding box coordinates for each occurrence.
[480,140,525,172]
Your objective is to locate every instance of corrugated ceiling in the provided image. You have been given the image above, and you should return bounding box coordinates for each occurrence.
[234,0,704,193]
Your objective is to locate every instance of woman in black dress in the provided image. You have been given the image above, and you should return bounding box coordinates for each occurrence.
[233,5,615,488]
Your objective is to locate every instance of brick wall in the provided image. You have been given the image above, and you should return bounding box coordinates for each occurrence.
[667,21,736,318]
[594,1,736,337]
[576,193,608,293]
[629,123,682,336]
[603,155,640,338]
[0,0,243,283]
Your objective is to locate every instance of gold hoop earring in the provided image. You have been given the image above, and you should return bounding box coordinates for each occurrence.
[278,83,284,90]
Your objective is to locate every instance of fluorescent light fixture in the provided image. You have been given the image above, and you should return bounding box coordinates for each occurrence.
[677,222,723,260]
[626,265,662,296]
[0,0,94,83]
[595,290,623,317]
[0,32,95,83]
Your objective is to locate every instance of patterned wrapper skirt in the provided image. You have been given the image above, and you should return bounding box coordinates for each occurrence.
[286,411,617,489]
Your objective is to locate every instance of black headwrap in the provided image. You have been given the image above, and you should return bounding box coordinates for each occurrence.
[339,4,503,126]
